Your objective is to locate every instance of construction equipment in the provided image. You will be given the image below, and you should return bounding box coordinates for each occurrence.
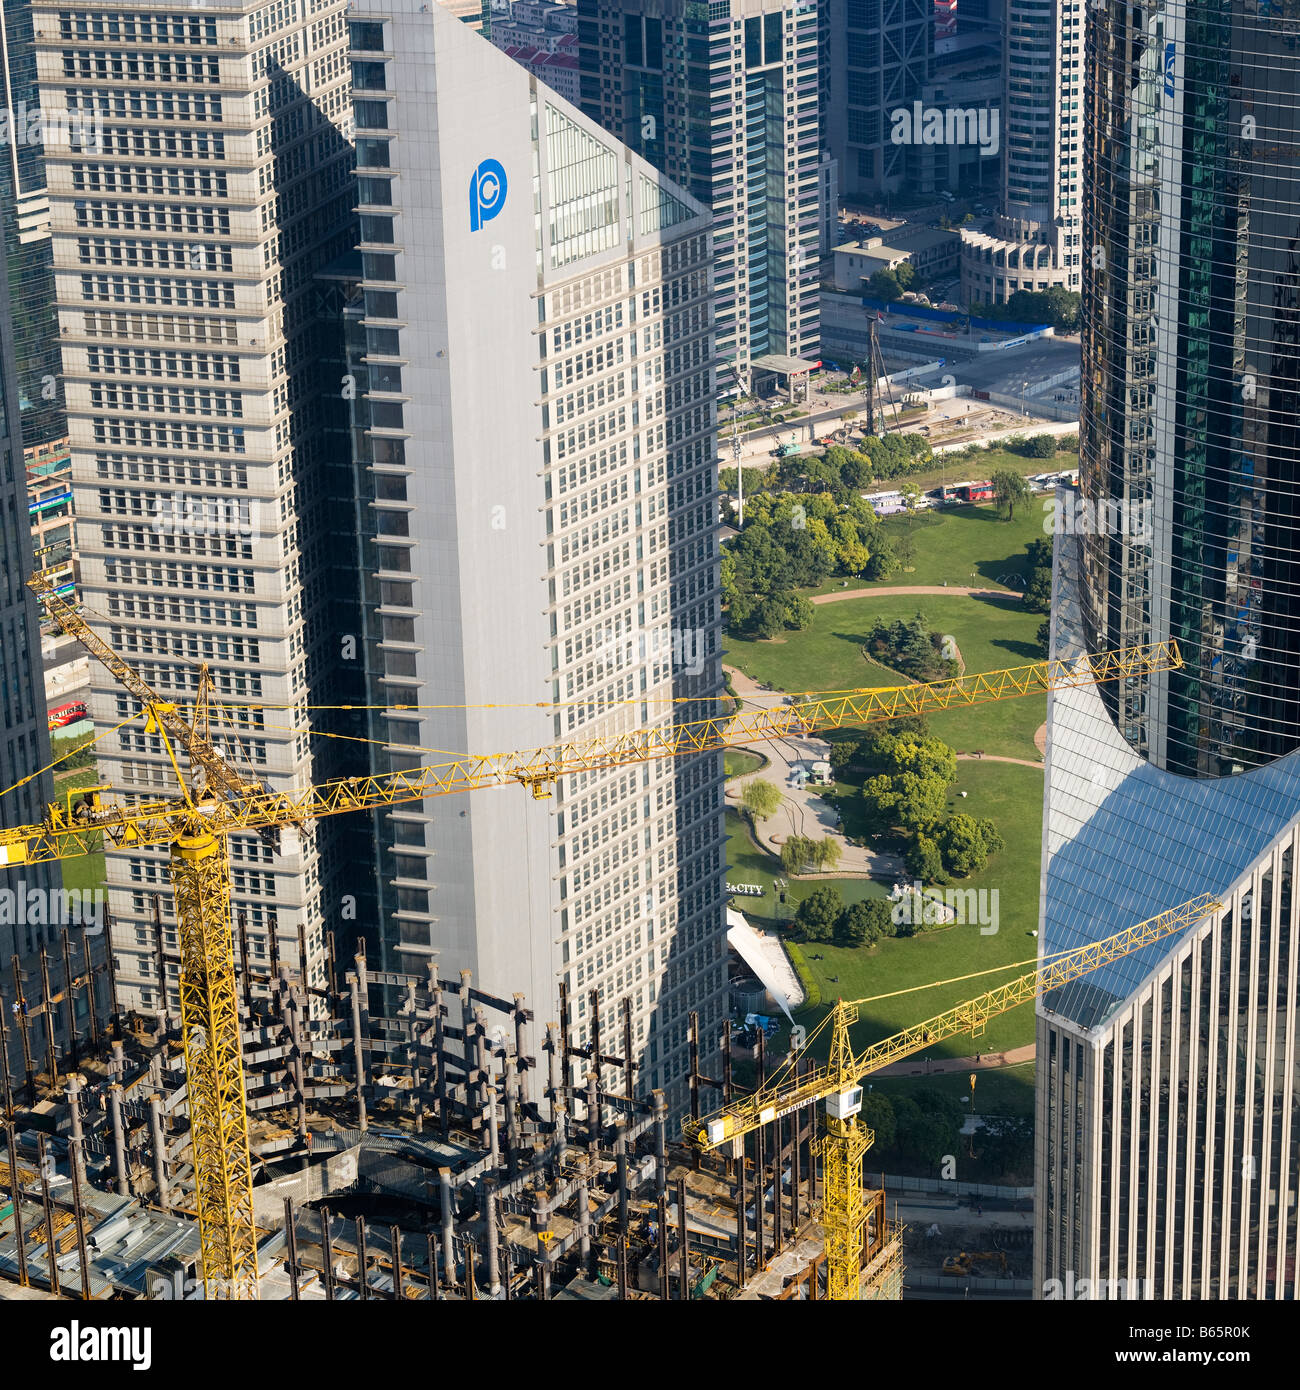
[0,571,1183,1297]
[942,1250,1007,1276]
[686,892,1221,1300]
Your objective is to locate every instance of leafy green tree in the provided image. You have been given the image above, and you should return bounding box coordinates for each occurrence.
[860,1092,896,1151]
[795,884,843,942]
[991,469,1032,520]
[828,737,862,778]
[1036,618,1051,657]
[895,261,916,291]
[836,899,892,947]
[866,530,900,580]
[869,267,902,301]
[1022,566,1052,613]
[814,836,842,872]
[784,594,815,632]
[904,832,946,884]
[894,1095,961,1167]
[937,814,1005,876]
[780,835,814,875]
[741,778,782,824]
[978,1116,1034,1176]
[1025,537,1053,569]
[1025,433,1059,459]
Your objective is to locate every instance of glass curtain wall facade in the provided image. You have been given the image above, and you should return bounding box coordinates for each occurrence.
[1081,0,1300,777]
[578,0,821,376]
[828,0,933,198]
[1038,0,1300,1299]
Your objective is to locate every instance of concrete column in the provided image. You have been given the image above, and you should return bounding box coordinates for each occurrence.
[482,1177,501,1296]
[486,1092,500,1171]
[652,1090,668,1197]
[348,971,367,1133]
[586,1071,600,1154]
[149,1094,168,1211]
[439,1167,456,1291]
[614,1123,629,1234]
[513,995,530,1109]
[108,1083,128,1195]
[504,1053,520,1167]
[577,1171,591,1274]
[66,1075,86,1191]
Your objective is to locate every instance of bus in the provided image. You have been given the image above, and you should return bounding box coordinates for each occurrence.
[953,480,995,503]
[48,701,87,730]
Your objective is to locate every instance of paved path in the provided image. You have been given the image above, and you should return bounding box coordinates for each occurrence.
[725,665,903,878]
[956,752,1042,769]
[810,584,1019,606]
[869,1043,1036,1078]
[1034,722,1048,757]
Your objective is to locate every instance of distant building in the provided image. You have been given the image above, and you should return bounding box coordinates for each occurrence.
[491,0,579,103]
[959,0,1082,304]
[832,226,961,291]
[578,0,824,379]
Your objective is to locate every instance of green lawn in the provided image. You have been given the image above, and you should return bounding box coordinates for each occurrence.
[723,749,767,779]
[767,761,1045,1064]
[53,768,106,893]
[802,502,1048,596]
[869,1061,1037,1120]
[726,590,1046,759]
[725,808,889,929]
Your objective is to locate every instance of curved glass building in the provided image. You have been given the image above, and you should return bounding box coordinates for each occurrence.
[1080,0,1300,778]
[1035,3,1300,1299]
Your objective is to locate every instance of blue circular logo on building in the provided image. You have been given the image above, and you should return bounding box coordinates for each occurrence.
[470,158,508,232]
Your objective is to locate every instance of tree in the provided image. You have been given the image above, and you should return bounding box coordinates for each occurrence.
[814,837,842,873]
[741,778,782,825]
[869,267,902,301]
[1022,566,1052,613]
[978,1115,1034,1176]
[860,1092,896,1151]
[780,835,815,875]
[937,814,1005,876]
[990,468,1032,521]
[894,1095,960,1167]
[1025,433,1059,459]
[866,530,900,580]
[836,898,892,947]
[794,885,843,942]
[784,594,815,632]
[1036,618,1051,657]
[828,737,862,778]
[895,261,916,292]
[904,832,946,885]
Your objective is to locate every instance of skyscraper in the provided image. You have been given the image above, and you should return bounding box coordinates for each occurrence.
[825,0,932,200]
[347,0,727,1102]
[577,0,822,380]
[959,0,1083,304]
[1,0,65,450]
[33,0,363,1012]
[0,208,65,1040]
[1036,6,1300,1297]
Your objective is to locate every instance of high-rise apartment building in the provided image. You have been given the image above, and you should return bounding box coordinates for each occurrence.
[346,0,727,1102]
[32,0,364,1011]
[577,0,822,379]
[959,0,1083,303]
[1036,5,1300,1297]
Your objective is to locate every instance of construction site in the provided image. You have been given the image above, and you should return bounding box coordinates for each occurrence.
[0,570,1211,1302]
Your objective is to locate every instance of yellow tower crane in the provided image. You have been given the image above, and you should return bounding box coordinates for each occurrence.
[685,892,1222,1300]
[2,569,1182,1296]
